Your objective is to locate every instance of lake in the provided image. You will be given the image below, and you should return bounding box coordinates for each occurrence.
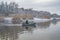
[0,20,60,40]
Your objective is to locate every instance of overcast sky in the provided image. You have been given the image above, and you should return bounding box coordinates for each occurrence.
[0,0,60,14]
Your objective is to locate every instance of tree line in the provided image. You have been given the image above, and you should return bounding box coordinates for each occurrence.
[0,1,18,15]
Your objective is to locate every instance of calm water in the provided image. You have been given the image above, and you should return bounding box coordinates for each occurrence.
[0,20,60,40]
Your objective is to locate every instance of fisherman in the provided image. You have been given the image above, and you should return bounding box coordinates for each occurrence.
[26,20,29,24]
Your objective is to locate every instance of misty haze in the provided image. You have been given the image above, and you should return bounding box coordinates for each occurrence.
[0,0,60,40]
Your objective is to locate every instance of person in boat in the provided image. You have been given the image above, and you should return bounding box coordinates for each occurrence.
[26,20,29,24]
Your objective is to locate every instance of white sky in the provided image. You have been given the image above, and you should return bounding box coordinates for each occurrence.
[0,0,60,14]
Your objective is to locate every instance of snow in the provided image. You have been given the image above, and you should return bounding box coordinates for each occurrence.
[4,17,13,24]
[33,18,51,23]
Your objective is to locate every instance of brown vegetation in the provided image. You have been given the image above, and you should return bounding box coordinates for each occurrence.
[12,14,33,19]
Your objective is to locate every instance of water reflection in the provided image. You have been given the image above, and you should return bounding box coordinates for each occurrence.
[0,26,19,40]
[37,21,51,29]
[51,19,60,25]
[0,20,60,40]
[0,26,36,40]
[37,19,60,29]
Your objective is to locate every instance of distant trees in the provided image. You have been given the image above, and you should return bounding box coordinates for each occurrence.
[0,1,19,16]
[9,2,18,13]
[51,13,60,18]
[0,1,59,19]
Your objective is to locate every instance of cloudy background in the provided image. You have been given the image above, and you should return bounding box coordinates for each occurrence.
[0,0,60,14]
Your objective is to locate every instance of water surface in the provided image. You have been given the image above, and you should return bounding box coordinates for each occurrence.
[0,20,60,40]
